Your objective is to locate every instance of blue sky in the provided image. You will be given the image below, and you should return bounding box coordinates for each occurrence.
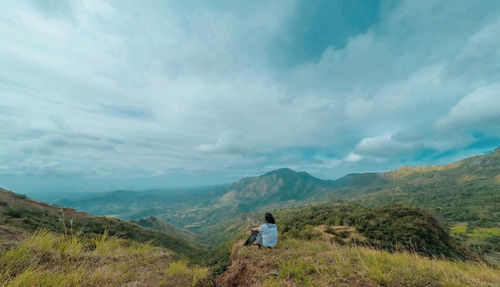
[1,0,500,194]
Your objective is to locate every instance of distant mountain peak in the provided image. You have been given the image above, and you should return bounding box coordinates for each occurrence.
[219,167,330,204]
[262,168,316,179]
[263,167,298,176]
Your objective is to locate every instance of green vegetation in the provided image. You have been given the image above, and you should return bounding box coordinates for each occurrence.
[217,238,500,287]
[0,189,201,259]
[1,148,499,285]
[133,216,200,246]
[0,230,209,287]
[0,190,498,286]
[164,260,208,287]
[451,224,467,235]
[276,203,472,260]
[450,223,500,264]
[58,148,500,246]
[469,227,500,238]
[200,202,478,279]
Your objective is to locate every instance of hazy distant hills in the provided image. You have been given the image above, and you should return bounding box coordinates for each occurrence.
[133,216,198,244]
[0,188,200,258]
[55,186,228,226]
[56,148,499,234]
[324,148,500,227]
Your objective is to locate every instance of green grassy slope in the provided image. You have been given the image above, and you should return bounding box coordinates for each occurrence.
[0,230,210,287]
[217,238,499,287]
[0,188,201,259]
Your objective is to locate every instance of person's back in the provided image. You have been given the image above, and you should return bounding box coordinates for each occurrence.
[258,222,277,247]
[243,212,278,248]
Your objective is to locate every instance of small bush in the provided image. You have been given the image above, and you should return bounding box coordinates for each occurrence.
[338,230,350,238]
[29,229,59,252]
[58,235,86,257]
[165,260,190,276]
[6,207,23,218]
[0,243,33,277]
[324,226,337,235]
[330,237,345,246]
[92,230,123,256]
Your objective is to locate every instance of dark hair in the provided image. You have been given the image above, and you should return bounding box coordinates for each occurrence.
[265,212,275,224]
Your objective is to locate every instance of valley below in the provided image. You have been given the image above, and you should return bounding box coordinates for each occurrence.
[1,148,499,286]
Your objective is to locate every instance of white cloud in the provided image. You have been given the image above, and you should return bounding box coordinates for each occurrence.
[436,83,500,130]
[1,0,500,191]
[344,152,363,163]
[355,134,418,158]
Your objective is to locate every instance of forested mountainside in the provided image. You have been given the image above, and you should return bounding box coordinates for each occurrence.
[58,148,499,234]
[133,216,200,246]
[318,148,500,228]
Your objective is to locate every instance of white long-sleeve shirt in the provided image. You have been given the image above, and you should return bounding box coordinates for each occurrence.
[258,223,277,247]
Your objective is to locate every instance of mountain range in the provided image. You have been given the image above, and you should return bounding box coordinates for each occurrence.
[55,148,500,234]
[1,148,499,285]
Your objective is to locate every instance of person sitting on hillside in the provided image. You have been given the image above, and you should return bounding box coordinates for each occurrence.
[243,212,277,248]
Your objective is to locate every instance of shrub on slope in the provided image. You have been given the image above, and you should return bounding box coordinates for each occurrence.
[277,203,473,260]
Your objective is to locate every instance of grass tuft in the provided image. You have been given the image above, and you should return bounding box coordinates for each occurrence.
[164,260,208,287]
[92,230,123,256]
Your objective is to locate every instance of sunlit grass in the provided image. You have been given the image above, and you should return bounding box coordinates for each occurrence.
[164,260,208,287]
[58,234,86,257]
[123,239,160,255]
[450,224,467,235]
[92,230,124,256]
[0,229,208,287]
[469,227,500,238]
[234,238,500,287]
[451,224,500,238]
[4,267,87,287]
[28,229,60,252]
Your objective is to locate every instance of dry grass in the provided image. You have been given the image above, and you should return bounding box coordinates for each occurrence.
[218,238,500,287]
[0,229,209,287]
[163,260,209,287]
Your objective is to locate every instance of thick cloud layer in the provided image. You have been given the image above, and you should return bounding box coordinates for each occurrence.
[1,0,499,193]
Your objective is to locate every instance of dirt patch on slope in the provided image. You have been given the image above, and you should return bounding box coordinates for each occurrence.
[0,225,25,250]
[314,225,368,245]
[216,241,279,287]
